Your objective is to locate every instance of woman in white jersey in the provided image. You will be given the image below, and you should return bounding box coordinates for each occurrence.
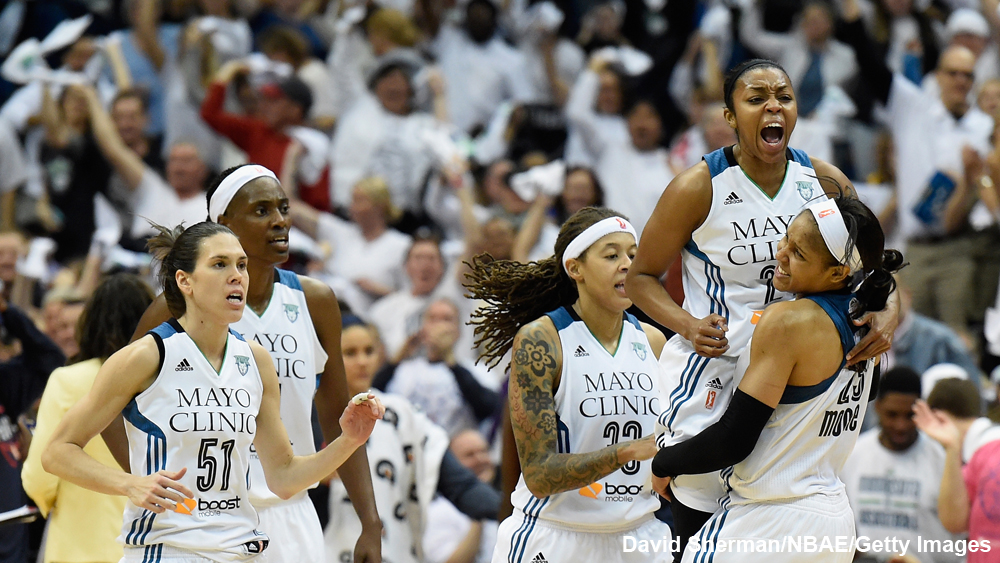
[107,165,383,563]
[42,221,385,562]
[465,206,671,563]
[624,59,899,558]
[650,195,904,562]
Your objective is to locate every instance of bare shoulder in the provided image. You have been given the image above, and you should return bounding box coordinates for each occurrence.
[754,299,836,352]
[639,322,667,358]
[512,316,562,374]
[666,161,713,201]
[810,157,857,198]
[298,274,337,305]
[102,334,161,394]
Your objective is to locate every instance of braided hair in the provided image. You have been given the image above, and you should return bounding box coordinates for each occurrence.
[465,207,626,368]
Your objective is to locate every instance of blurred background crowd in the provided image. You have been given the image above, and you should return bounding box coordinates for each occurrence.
[2,0,1000,561]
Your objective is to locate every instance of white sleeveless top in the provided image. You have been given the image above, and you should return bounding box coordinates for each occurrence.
[660,147,820,445]
[231,269,328,508]
[725,292,874,507]
[683,146,820,356]
[121,320,267,561]
[508,307,662,532]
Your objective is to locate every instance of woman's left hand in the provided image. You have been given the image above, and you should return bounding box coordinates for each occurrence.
[652,475,672,499]
[848,293,900,365]
[339,395,385,447]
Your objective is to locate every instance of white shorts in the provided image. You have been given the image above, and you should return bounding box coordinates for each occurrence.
[491,513,672,563]
[255,493,324,563]
[120,544,265,562]
[657,336,737,513]
[680,494,855,563]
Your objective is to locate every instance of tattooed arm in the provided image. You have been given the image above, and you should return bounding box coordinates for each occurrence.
[510,318,657,498]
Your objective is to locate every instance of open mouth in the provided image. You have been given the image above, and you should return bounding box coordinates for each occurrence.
[227,291,244,305]
[761,123,784,147]
[776,265,789,277]
[614,281,626,294]
[269,234,289,248]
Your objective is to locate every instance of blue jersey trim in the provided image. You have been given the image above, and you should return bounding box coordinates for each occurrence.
[275,268,302,290]
[148,321,179,341]
[787,147,813,169]
[778,292,855,404]
[779,372,839,404]
[703,147,731,178]
[123,400,167,441]
[683,240,731,322]
[545,307,575,331]
[229,328,246,341]
[624,312,642,331]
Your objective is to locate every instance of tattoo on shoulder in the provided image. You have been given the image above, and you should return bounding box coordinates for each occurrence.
[513,326,558,379]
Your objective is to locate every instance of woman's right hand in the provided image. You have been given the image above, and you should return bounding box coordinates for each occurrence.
[684,314,729,357]
[627,435,658,462]
[124,468,194,513]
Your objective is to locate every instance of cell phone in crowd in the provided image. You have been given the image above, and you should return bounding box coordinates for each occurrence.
[913,171,957,226]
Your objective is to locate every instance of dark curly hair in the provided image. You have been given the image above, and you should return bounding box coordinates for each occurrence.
[464,207,626,368]
[73,273,154,363]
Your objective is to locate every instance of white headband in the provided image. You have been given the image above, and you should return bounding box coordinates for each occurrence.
[209,165,279,222]
[806,199,863,274]
[562,216,638,274]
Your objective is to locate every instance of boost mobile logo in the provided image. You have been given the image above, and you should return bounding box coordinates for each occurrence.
[579,483,603,499]
[173,496,241,514]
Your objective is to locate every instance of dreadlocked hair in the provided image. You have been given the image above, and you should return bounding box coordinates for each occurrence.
[464,207,626,368]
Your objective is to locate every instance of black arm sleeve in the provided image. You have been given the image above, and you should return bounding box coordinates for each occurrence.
[869,362,881,402]
[436,449,501,520]
[838,17,893,105]
[370,363,398,392]
[449,364,500,422]
[651,389,774,478]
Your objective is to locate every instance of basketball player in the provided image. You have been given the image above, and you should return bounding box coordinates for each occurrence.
[465,207,672,563]
[650,196,903,562]
[104,165,382,563]
[625,59,899,558]
[42,222,385,562]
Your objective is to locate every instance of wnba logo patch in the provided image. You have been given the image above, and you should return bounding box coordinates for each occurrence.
[796,181,814,200]
[579,483,603,499]
[283,304,299,323]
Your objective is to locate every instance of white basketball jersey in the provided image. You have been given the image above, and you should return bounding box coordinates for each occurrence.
[231,269,328,507]
[725,292,874,507]
[509,307,662,531]
[121,320,268,560]
[660,147,819,444]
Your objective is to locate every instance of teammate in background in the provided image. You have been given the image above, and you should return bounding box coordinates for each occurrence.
[465,207,671,563]
[41,222,384,562]
[625,59,899,560]
[104,165,384,563]
[650,196,903,562]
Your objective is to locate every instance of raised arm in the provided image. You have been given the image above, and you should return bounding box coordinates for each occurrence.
[625,164,728,357]
[739,0,794,60]
[302,276,384,562]
[134,0,166,71]
[41,337,194,512]
[78,85,146,190]
[912,400,969,533]
[838,0,893,105]
[250,341,382,500]
[510,318,655,498]
[564,63,611,158]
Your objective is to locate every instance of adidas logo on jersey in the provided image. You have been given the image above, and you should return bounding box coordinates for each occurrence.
[532,553,548,563]
[705,378,723,390]
[724,192,743,205]
[175,359,194,372]
[574,345,589,357]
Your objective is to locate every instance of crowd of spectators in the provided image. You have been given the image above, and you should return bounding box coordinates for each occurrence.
[3,0,1000,561]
